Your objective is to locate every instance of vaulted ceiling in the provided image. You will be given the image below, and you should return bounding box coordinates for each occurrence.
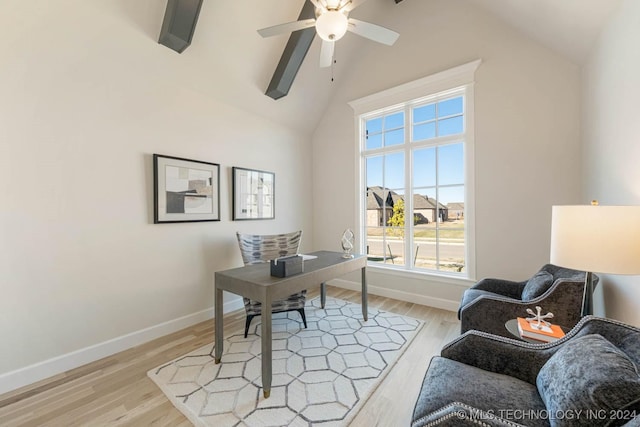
[468,0,621,64]
[162,0,618,135]
[226,0,620,101]
[4,0,621,136]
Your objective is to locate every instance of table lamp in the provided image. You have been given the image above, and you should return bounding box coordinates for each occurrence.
[550,201,640,315]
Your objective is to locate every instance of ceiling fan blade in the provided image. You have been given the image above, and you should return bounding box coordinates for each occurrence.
[347,18,399,45]
[257,18,316,38]
[340,0,369,12]
[320,40,335,68]
[308,0,327,12]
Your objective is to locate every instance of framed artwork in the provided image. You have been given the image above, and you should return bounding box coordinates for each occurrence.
[232,167,275,220]
[153,154,220,223]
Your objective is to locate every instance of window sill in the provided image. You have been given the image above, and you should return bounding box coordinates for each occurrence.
[366,263,476,288]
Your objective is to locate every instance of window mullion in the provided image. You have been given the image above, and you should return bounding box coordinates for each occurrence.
[405,105,413,269]
[434,118,440,272]
[381,154,387,263]
[362,121,369,259]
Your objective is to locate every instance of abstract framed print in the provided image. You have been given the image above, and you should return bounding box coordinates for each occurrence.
[153,154,220,223]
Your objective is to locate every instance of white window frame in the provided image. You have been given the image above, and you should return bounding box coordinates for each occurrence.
[348,60,480,281]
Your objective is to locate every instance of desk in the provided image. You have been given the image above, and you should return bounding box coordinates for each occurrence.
[214,250,367,398]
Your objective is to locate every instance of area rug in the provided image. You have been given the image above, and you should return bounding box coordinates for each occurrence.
[148,297,423,427]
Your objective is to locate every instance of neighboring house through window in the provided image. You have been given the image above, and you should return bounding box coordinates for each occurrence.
[349,61,480,279]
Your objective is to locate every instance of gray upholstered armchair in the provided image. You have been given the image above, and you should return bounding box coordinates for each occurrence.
[412,316,640,427]
[236,231,307,338]
[459,264,597,338]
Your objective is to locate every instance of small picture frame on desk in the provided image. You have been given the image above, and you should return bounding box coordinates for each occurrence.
[232,167,275,220]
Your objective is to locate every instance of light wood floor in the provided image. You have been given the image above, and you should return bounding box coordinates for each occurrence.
[0,286,460,427]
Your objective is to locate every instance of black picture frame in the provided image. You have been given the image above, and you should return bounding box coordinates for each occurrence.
[232,167,275,220]
[153,154,220,223]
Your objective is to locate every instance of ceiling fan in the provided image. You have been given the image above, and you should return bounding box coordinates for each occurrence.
[257,0,400,68]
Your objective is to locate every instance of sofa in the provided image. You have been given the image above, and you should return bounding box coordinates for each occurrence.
[458,264,597,338]
[412,316,640,427]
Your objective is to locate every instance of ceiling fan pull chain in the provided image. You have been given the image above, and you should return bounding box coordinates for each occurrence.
[331,54,336,82]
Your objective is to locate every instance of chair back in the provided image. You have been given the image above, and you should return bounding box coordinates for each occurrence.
[541,263,586,283]
[540,263,599,290]
[571,316,640,368]
[236,231,302,266]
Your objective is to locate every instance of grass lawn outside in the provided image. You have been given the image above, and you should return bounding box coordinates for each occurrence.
[365,219,466,272]
[367,219,465,240]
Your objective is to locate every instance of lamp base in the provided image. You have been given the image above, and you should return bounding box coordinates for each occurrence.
[581,271,594,316]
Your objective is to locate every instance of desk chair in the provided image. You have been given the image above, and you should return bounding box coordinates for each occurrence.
[236,231,307,338]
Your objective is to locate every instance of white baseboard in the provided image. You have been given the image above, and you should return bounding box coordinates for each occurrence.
[0,285,456,396]
[0,298,244,396]
[329,278,460,312]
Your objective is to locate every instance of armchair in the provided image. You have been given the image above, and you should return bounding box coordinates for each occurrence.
[412,316,640,427]
[458,264,597,338]
[236,231,307,338]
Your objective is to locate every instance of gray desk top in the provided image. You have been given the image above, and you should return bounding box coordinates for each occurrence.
[214,250,366,301]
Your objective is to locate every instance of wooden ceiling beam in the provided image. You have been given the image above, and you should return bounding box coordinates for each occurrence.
[158,0,204,53]
[265,1,317,100]
[265,0,402,100]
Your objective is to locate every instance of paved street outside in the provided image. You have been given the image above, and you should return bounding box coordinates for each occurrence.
[365,221,465,272]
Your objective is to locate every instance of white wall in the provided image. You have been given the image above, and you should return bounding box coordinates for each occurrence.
[0,1,313,391]
[311,0,582,306]
[582,0,640,326]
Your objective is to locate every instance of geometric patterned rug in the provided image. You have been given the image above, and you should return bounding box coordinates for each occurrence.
[147,297,423,427]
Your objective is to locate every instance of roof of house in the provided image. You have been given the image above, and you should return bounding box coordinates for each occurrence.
[367,187,390,209]
[447,202,465,211]
[367,187,448,210]
[413,194,435,209]
[367,191,384,210]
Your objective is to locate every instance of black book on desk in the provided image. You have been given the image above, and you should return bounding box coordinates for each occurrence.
[270,255,303,278]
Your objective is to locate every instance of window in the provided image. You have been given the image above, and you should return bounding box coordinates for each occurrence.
[352,61,478,278]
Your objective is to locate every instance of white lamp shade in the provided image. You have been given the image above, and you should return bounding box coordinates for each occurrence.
[315,11,348,41]
[550,205,640,274]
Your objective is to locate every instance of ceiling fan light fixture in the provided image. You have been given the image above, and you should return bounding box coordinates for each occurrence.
[315,10,348,41]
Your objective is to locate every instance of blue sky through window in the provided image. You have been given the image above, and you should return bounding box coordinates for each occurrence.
[365,96,465,205]
[385,112,404,129]
[366,112,405,149]
[437,97,463,117]
[437,143,464,186]
[413,147,436,187]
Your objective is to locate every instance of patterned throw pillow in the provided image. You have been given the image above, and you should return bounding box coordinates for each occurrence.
[521,270,554,300]
[536,334,640,427]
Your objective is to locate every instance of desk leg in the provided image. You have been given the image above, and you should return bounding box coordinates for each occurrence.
[361,267,368,321]
[261,295,272,398]
[214,286,223,364]
[320,282,326,309]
